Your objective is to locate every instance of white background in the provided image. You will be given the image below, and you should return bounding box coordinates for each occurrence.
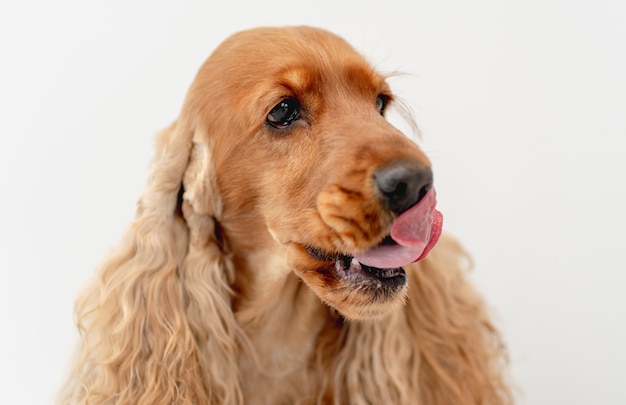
[1,1,625,403]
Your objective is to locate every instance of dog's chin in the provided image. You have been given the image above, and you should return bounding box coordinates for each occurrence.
[289,245,409,320]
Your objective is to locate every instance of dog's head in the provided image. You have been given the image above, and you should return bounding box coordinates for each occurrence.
[180,26,442,319]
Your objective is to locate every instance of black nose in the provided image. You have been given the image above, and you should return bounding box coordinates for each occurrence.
[374,162,433,215]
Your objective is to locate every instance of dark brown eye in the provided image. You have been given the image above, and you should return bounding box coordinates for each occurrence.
[267,98,301,129]
[376,94,390,115]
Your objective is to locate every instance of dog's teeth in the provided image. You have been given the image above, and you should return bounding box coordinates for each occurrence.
[348,257,362,270]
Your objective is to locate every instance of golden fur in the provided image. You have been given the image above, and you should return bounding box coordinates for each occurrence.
[60,26,512,404]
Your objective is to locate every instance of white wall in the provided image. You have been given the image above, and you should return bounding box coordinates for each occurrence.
[1,1,624,403]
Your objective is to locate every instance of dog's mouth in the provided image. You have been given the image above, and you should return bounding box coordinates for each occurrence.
[305,188,443,289]
[306,240,407,288]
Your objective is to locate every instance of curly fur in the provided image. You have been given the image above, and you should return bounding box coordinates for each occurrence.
[60,26,512,404]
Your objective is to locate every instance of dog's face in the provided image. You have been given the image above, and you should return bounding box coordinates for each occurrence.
[187,27,441,319]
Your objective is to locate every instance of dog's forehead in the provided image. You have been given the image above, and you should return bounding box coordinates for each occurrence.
[224,26,357,57]
[274,62,386,96]
[210,26,386,90]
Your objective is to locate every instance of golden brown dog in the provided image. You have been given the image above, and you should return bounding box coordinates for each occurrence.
[60,26,511,404]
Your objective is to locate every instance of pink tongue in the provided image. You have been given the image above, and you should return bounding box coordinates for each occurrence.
[354,188,443,268]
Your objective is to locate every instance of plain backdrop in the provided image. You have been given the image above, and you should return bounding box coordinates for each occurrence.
[1,0,625,403]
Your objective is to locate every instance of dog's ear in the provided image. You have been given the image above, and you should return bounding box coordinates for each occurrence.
[61,118,243,404]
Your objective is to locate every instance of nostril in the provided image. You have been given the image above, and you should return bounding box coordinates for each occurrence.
[416,183,429,204]
[374,163,433,215]
[382,180,407,197]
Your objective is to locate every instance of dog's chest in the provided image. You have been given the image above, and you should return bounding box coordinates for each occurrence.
[237,324,325,404]
[235,283,332,403]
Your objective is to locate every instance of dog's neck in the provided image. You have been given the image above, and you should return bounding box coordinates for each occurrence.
[225,227,343,401]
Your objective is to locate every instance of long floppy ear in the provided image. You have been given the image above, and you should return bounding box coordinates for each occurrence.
[60,118,243,404]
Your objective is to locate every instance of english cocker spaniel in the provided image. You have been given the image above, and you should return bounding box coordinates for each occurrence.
[60,26,512,404]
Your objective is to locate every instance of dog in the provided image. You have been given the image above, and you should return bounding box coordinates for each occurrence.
[60,26,511,404]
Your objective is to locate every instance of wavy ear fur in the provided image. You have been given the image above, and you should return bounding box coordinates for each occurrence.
[60,118,243,404]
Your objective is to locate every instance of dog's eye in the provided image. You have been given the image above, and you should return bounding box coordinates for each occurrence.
[267,98,301,129]
[376,95,390,115]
